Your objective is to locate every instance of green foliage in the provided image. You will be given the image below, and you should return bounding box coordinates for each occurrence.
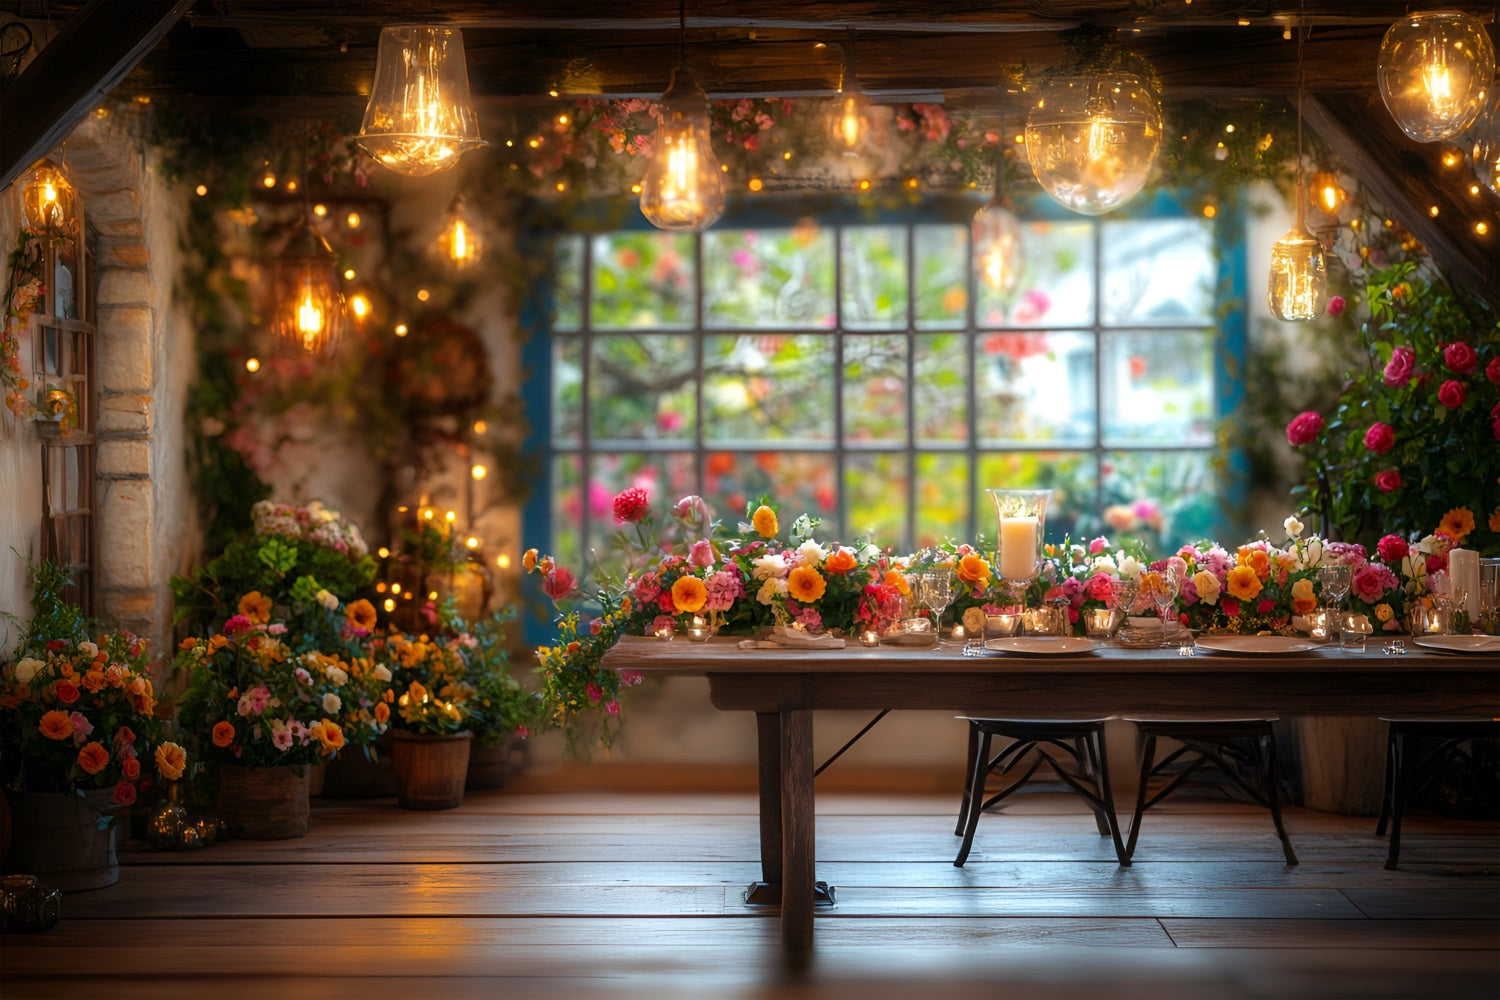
[17,559,90,651]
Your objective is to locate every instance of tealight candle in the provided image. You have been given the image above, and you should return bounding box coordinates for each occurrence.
[950,624,965,640]
[859,630,881,647]
[685,627,709,642]
[654,627,675,641]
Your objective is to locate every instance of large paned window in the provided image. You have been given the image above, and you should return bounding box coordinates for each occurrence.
[542,195,1240,573]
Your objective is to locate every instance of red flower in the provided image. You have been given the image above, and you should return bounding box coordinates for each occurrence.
[1442,341,1477,374]
[46,639,67,652]
[612,486,650,523]
[1376,534,1408,564]
[542,566,577,602]
[1374,468,1402,493]
[1285,410,1325,446]
[1383,347,1416,388]
[54,681,80,704]
[222,614,253,637]
[1326,295,1346,316]
[1437,379,1467,409]
[1486,357,1500,385]
[111,781,137,808]
[585,682,603,704]
[1221,598,1241,617]
[1363,422,1395,454]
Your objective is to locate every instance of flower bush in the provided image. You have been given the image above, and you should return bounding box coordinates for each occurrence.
[1288,261,1499,553]
[373,624,479,737]
[0,563,176,807]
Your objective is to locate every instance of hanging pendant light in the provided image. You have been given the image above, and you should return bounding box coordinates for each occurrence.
[21,159,78,235]
[829,30,871,163]
[1464,87,1499,196]
[1378,10,1494,143]
[1268,22,1326,323]
[272,221,348,355]
[435,194,482,269]
[357,25,486,177]
[640,4,725,232]
[972,81,1025,295]
[1025,31,1162,216]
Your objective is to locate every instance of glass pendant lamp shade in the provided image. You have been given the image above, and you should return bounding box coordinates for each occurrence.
[1466,88,1500,196]
[831,93,871,154]
[435,195,482,269]
[1026,72,1162,215]
[357,25,486,176]
[1267,223,1326,321]
[1378,10,1494,143]
[971,195,1024,295]
[640,66,726,232]
[21,160,78,235]
[272,224,347,355]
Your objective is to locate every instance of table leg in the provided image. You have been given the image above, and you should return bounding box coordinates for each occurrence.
[742,712,783,904]
[781,706,815,950]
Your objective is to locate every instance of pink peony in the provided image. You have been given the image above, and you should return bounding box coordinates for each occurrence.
[1088,536,1109,555]
[1326,295,1346,316]
[612,486,650,523]
[1437,379,1467,409]
[1376,534,1408,565]
[1363,422,1395,454]
[1285,411,1325,446]
[1383,347,1416,388]
[1442,341,1477,374]
[1084,572,1114,603]
[1374,468,1402,493]
[605,700,621,716]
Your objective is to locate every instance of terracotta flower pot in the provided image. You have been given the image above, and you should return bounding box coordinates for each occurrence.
[391,730,472,810]
[217,764,311,840]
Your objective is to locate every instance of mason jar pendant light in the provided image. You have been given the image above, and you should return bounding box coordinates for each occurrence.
[972,79,1025,295]
[1378,9,1494,143]
[640,3,725,231]
[357,25,487,176]
[1025,29,1162,216]
[1267,21,1326,323]
[21,159,78,235]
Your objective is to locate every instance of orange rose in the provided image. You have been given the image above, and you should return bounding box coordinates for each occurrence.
[76,741,109,775]
[121,757,142,780]
[670,576,709,614]
[345,599,377,632]
[955,553,991,587]
[751,505,779,539]
[1290,578,1317,615]
[80,670,106,694]
[237,590,271,624]
[522,548,539,572]
[310,720,345,753]
[1225,565,1263,602]
[374,701,390,724]
[178,636,197,651]
[882,570,911,597]
[824,549,858,575]
[155,741,187,781]
[125,676,155,715]
[39,710,73,741]
[54,680,80,704]
[211,720,237,748]
[787,565,827,603]
[619,595,633,616]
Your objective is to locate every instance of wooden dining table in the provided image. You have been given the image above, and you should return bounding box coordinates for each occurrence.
[600,633,1500,951]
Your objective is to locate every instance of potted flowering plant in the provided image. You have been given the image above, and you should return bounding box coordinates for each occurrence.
[1,562,183,889]
[173,610,347,839]
[374,626,483,809]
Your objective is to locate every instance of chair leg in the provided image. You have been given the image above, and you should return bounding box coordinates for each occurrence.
[1261,726,1298,866]
[1075,736,1112,837]
[1375,728,1396,837]
[954,730,994,867]
[1088,727,1130,866]
[1124,733,1157,863]
[1386,730,1416,870]
[955,722,980,836]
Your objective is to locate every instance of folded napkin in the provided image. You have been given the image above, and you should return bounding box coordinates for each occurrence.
[1122,617,1192,642]
[737,626,846,649]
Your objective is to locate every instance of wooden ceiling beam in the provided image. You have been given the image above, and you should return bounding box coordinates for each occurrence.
[0,0,194,190]
[1303,92,1500,307]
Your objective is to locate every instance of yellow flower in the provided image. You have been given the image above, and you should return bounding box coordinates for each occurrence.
[1289,577,1317,615]
[955,553,991,587]
[310,719,345,753]
[154,741,187,781]
[1374,603,1394,623]
[787,565,827,603]
[670,576,708,614]
[1438,506,1475,544]
[522,548,538,572]
[237,591,271,624]
[345,599,377,632]
[1225,565,1263,602]
[751,505,779,539]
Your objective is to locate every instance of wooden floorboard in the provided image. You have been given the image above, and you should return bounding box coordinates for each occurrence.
[3,790,1498,1000]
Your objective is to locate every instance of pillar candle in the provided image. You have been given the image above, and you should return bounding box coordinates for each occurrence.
[1448,547,1480,625]
[999,516,1038,579]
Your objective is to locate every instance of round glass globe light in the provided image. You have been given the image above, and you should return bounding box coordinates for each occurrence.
[1025,73,1163,216]
[1378,10,1495,143]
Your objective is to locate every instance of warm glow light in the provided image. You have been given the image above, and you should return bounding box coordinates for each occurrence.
[436,195,482,268]
[1268,225,1326,321]
[383,598,396,613]
[1026,68,1163,215]
[1477,221,1491,235]
[465,536,480,549]
[285,179,299,193]
[195,184,208,197]
[471,464,487,480]
[1202,204,1218,218]
[417,289,430,302]
[394,323,409,337]
[346,212,361,229]
[444,510,456,523]
[428,591,439,601]
[972,194,1024,295]
[1428,205,1441,217]
[423,508,434,521]
[1309,171,1344,215]
[748,177,763,192]
[313,204,327,217]
[349,294,370,320]
[1378,10,1494,142]
[376,582,388,593]
[640,66,726,232]
[262,173,276,188]
[377,546,391,559]
[473,419,488,434]
[857,178,872,191]
[22,161,78,235]
[244,357,261,373]
[272,225,347,355]
[343,268,356,280]
[391,582,403,594]
[357,25,486,175]
[497,554,511,569]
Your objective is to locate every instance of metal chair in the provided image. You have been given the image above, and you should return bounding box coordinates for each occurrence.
[1377,716,1500,870]
[953,716,1129,867]
[1122,716,1298,865]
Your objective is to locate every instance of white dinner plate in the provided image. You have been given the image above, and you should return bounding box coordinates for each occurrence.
[1413,635,1500,655]
[1193,635,1322,656]
[982,637,1101,656]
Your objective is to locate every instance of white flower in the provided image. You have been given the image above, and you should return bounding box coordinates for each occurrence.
[77,640,98,658]
[1303,538,1323,568]
[1116,554,1143,579]
[325,666,348,687]
[795,540,827,566]
[321,692,342,714]
[751,552,788,582]
[372,664,392,683]
[756,577,788,605]
[1284,515,1304,540]
[1089,554,1119,575]
[316,589,339,610]
[855,541,881,563]
[13,657,42,683]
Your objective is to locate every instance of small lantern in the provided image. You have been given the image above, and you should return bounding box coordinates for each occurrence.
[271,223,348,356]
[21,160,78,235]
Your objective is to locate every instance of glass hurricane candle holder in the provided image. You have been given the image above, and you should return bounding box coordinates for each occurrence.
[987,489,1049,601]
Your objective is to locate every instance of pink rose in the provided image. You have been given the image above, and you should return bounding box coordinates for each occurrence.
[584,682,603,704]
[1383,347,1416,388]
[1285,410,1325,446]
[605,700,620,716]
[1363,422,1395,454]
[1352,563,1395,603]
[687,539,715,567]
[1376,535,1408,564]
[1487,357,1500,385]
[1374,468,1402,493]
[1326,295,1346,316]
[541,566,577,601]
[1437,379,1467,409]
[1088,536,1108,555]
[1442,341,1477,374]
[222,614,253,637]
[1084,573,1114,602]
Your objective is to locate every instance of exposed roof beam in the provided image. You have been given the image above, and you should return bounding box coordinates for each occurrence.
[0,0,194,189]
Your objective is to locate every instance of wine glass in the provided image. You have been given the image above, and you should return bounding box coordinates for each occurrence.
[1318,564,1352,616]
[1141,567,1181,646]
[922,573,953,635]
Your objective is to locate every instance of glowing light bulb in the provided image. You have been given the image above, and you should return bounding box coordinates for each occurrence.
[1026,70,1162,215]
[356,25,486,176]
[1267,224,1326,322]
[640,66,725,232]
[1379,10,1494,142]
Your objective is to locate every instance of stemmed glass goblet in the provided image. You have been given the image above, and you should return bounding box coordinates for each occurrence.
[1140,566,1182,646]
[922,572,953,636]
[1318,563,1352,621]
